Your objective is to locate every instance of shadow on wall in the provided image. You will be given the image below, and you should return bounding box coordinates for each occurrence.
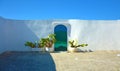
[0,51,56,71]
[0,19,39,53]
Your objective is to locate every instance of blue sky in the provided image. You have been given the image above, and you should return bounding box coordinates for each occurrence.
[0,0,120,20]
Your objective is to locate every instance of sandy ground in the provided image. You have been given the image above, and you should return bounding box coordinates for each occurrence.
[0,50,120,71]
[51,50,120,71]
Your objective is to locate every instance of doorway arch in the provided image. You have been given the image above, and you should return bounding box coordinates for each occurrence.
[54,25,67,51]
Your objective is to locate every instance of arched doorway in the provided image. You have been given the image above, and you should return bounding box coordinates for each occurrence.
[54,25,67,51]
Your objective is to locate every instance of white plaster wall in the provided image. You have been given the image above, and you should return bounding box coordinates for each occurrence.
[0,17,120,53]
[0,18,53,53]
[69,20,120,50]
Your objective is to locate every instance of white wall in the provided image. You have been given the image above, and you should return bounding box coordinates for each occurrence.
[0,18,53,53]
[69,20,120,50]
[0,17,120,53]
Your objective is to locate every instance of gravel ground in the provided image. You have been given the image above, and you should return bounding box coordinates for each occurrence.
[0,51,120,71]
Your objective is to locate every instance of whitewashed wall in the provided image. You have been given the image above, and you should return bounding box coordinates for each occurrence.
[69,20,120,50]
[0,17,53,53]
[0,17,120,53]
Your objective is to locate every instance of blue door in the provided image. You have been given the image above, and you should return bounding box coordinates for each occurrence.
[54,25,67,51]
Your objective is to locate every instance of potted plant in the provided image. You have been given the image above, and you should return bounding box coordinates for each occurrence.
[68,40,88,52]
[38,38,48,52]
[37,34,56,52]
[24,34,56,52]
[45,34,56,52]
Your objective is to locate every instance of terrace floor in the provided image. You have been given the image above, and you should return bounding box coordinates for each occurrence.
[0,50,120,71]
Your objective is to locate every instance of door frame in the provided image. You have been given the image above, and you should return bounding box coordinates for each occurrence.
[52,22,71,51]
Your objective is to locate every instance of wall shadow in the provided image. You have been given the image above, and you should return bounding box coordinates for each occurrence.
[0,51,56,71]
[0,19,40,53]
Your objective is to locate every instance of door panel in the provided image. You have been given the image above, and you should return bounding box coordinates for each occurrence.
[54,25,67,51]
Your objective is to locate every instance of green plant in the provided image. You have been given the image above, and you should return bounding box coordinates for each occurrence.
[24,34,56,49]
[38,38,47,48]
[24,41,36,48]
[48,34,56,43]
[37,34,56,48]
[46,34,56,48]
[69,40,88,48]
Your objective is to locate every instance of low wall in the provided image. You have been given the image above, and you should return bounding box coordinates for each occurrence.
[0,17,120,53]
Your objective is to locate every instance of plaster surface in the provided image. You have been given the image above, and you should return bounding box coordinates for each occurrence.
[0,17,120,53]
